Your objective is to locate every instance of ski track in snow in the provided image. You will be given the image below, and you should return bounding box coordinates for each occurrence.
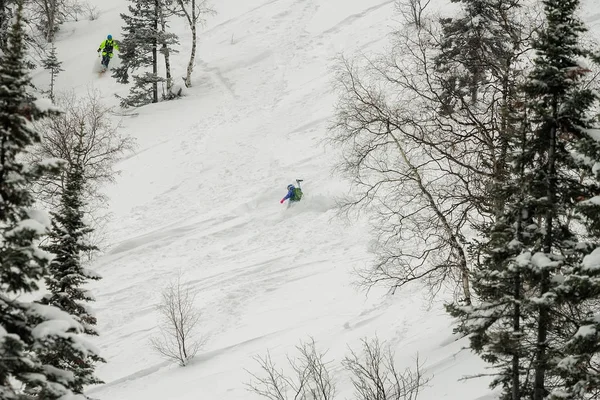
[318,0,396,37]
[36,0,600,398]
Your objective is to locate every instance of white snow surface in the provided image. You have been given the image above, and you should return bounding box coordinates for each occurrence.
[32,0,600,399]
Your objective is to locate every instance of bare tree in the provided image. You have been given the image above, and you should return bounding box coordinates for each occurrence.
[33,0,58,41]
[81,1,99,21]
[247,338,335,400]
[395,0,430,29]
[171,0,215,88]
[150,274,205,366]
[29,89,135,210]
[27,0,82,42]
[343,338,429,400]
[330,0,537,304]
[331,55,473,304]
[248,337,428,400]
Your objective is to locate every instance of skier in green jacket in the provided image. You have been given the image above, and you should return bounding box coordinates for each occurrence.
[97,34,119,70]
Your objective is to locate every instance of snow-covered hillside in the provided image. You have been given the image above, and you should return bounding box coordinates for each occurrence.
[33,0,600,399]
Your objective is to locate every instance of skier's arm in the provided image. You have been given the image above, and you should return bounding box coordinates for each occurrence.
[97,40,105,52]
[280,191,292,203]
[114,41,120,51]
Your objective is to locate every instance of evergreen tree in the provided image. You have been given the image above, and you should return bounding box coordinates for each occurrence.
[433,0,530,225]
[39,138,105,394]
[524,1,600,398]
[447,96,534,400]
[0,2,99,399]
[434,0,527,218]
[0,0,14,52]
[113,0,178,107]
[435,0,523,106]
[42,43,63,101]
[449,1,600,399]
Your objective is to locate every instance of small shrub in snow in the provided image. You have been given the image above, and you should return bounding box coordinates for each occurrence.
[247,338,335,400]
[83,2,99,20]
[343,338,428,400]
[247,337,428,400]
[150,274,205,366]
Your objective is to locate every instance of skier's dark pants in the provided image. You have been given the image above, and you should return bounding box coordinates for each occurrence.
[101,54,111,68]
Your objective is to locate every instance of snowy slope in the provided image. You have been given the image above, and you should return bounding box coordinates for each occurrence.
[33,0,600,399]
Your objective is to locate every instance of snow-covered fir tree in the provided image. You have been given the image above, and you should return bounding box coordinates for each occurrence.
[113,0,179,107]
[39,138,105,394]
[434,0,524,106]
[449,1,600,399]
[0,2,99,399]
[41,43,63,101]
[433,0,528,218]
[0,0,14,52]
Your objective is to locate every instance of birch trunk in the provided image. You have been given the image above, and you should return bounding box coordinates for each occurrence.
[178,0,196,88]
[185,18,197,88]
[177,0,212,88]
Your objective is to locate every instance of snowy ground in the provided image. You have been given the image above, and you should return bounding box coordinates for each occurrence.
[30,0,600,399]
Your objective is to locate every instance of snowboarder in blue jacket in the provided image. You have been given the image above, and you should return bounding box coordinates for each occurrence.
[280,180,303,204]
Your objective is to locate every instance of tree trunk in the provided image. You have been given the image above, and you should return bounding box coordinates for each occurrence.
[534,271,550,400]
[152,0,158,103]
[159,14,172,95]
[458,247,471,306]
[44,0,57,42]
[494,61,512,218]
[178,0,196,88]
[512,271,521,400]
[511,110,529,400]
[185,18,197,88]
[533,100,558,400]
[49,69,55,101]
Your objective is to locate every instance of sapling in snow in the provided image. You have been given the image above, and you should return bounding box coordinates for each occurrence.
[150,273,206,366]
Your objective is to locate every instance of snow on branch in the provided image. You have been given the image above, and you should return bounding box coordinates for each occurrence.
[582,247,600,271]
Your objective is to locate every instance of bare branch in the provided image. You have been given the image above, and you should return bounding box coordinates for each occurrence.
[329,0,538,304]
[29,89,135,210]
[247,338,335,400]
[343,337,430,400]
